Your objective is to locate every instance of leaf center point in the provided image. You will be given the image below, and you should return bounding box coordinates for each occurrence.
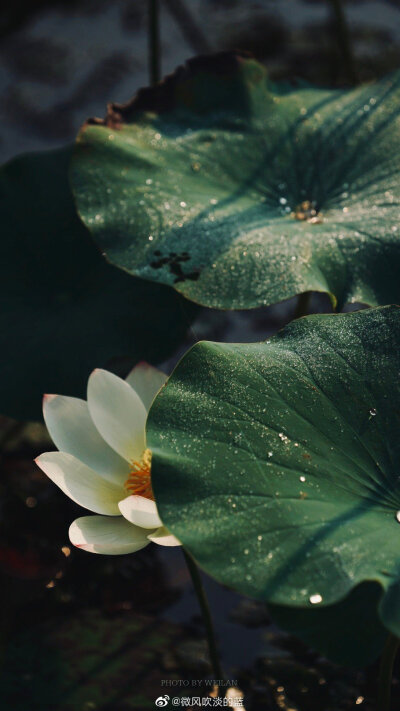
[292,200,323,224]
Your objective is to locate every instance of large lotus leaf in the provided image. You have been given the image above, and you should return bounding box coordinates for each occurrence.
[0,147,195,421]
[71,52,400,310]
[148,306,400,665]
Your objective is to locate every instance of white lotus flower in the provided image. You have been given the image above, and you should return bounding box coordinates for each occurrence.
[35,363,180,554]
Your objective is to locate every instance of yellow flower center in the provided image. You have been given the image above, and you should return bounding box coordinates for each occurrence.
[124,448,154,500]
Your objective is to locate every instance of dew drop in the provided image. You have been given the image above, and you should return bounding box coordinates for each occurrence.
[369,408,377,416]
[395,511,400,523]
[309,593,322,605]
[300,476,306,483]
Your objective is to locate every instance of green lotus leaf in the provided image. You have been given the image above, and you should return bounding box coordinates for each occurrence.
[0,147,195,421]
[148,306,400,664]
[71,52,400,310]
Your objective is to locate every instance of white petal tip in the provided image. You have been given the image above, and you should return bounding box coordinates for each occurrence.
[125,363,168,410]
[87,369,147,461]
[118,495,162,529]
[69,516,151,555]
[43,393,57,403]
[147,527,181,547]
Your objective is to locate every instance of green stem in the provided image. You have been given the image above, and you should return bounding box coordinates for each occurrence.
[183,549,223,684]
[149,0,161,86]
[294,292,311,320]
[378,633,399,711]
[328,0,357,84]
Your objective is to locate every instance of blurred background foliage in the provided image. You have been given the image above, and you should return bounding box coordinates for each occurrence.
[1,0,400,162]
[1,1,400,708]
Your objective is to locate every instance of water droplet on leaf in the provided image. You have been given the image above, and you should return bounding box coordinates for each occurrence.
[309,593,322,604]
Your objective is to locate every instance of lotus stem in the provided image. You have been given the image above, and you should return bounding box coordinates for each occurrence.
[183,549,224,686]
[328,0,357,84]
[378,633,399,711]
[149,0,161,86]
